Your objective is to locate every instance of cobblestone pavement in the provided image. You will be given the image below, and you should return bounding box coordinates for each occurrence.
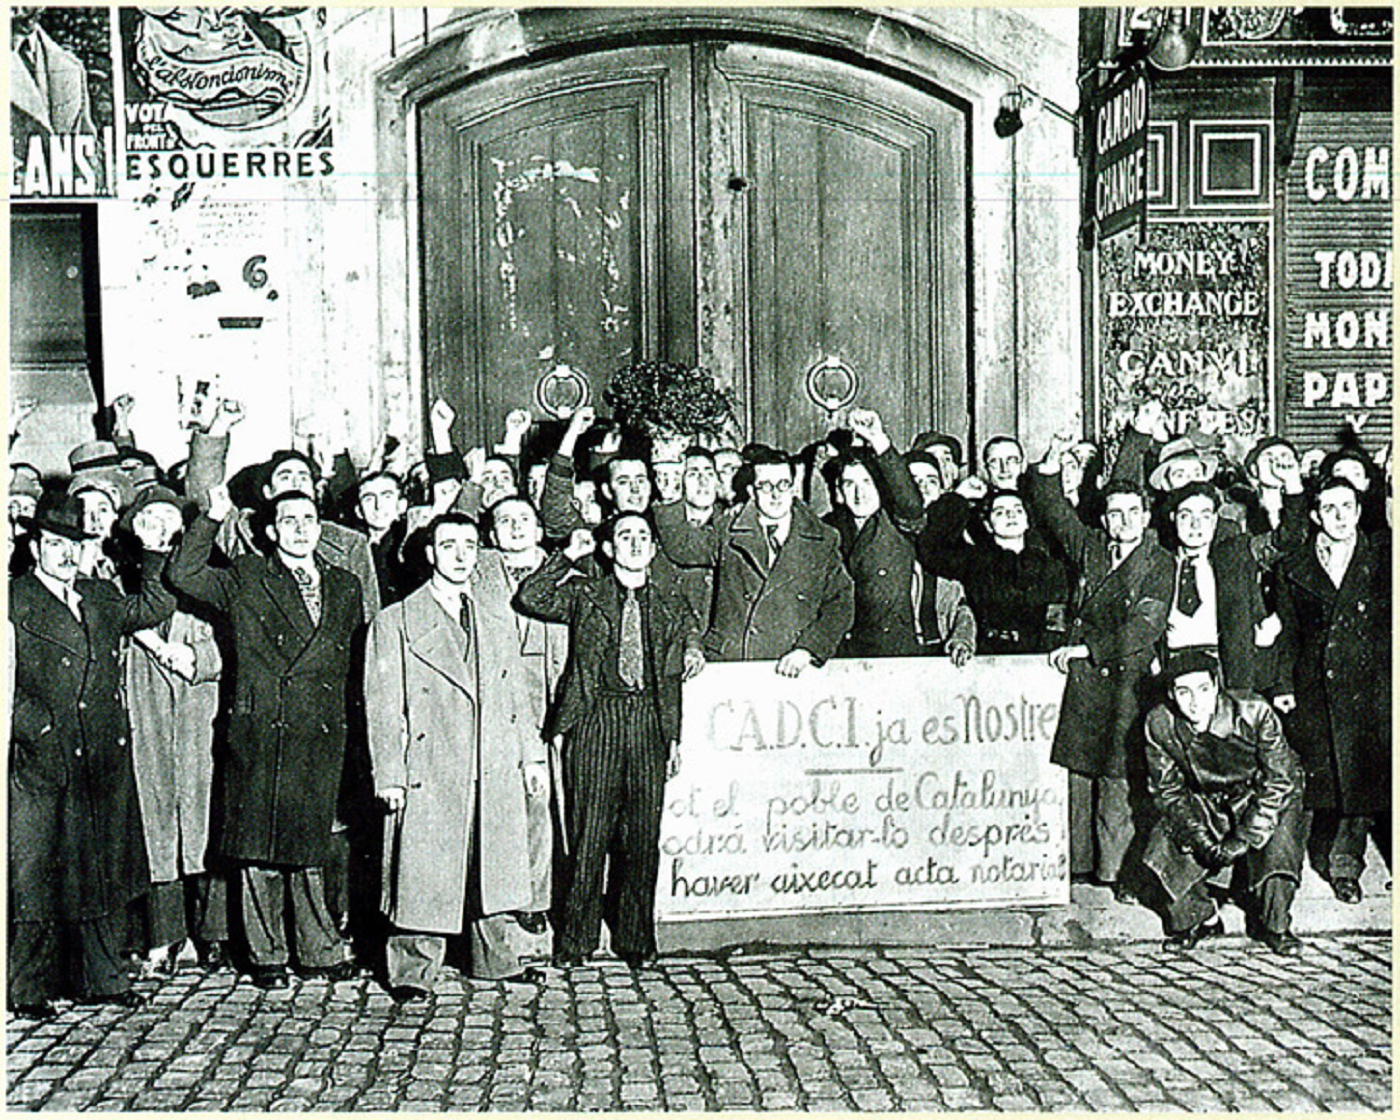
[6,934,1390,1112]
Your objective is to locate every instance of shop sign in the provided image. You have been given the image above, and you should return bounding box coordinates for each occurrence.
[1096,218,1270,459]
[118,8,333,184]
[10,8,118,199]
[1284,115,1392,448]
[1086,67,1149,241]
[657,657,1068,921]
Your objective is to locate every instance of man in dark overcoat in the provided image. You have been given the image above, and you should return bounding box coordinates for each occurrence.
[657,445,853,677]
[1274,478,1390,903]
[9,496,175,1017]
[1143,650,1307,956]
[1028,437,1173,893]
[169,485,361,988]
[514,514,703,970]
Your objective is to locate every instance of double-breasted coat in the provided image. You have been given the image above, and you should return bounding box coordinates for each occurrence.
[658,497,853,664]
[125,609,223,882]
[168,515,362,867]
[365,562,548,934]
[1275,531,1390,815]
[1027,470,1174,777]
[9,553,174,923]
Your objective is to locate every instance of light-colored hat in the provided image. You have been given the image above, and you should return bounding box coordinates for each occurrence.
[1148,435,1220,491]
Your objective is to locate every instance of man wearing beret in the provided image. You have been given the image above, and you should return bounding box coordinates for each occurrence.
[1142,650,1307,955]
[9,496,176,1017]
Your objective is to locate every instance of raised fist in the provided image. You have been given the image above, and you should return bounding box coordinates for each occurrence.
[564,527,596,561]
[848,409,890,454]
[504,409,533,438]
[207,398,245,437]
[207,483,234,523]
[429,398,456,434]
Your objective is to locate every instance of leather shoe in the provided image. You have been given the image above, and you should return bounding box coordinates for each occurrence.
[10,1001,57,1021]
[553,951,584,969]
[1165,916,1225,950]
[298,960,358,983]
[86,990,146,1009]
[502,966,546,986]
[1332,877,1363,904]
[512,911,549,936]
[198,940,231,973]
[250,965,289,990]
[389,984,430,1005]
[620,952,658,973]
[1261,930,1302,956]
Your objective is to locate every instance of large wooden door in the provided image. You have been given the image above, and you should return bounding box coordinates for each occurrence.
[419,41,967,452]
[703,44,967,451]
[420,47,693,448]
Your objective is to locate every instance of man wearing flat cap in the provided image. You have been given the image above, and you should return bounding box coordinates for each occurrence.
[1142,649,1307,955]
[8,495,176,1018]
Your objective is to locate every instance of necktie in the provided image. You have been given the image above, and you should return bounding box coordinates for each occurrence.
[292,566,321,626]
[1177,556,1202,617]
[764,523,781,569]
[619,588,643,689]
[1109,542,1127,569]
[458,596,473,659]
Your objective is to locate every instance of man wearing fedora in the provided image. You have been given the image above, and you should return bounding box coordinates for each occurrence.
[1143,650,1307,955]
[9,495,176,1017]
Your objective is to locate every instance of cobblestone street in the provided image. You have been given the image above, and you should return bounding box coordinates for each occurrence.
[6,933,1390,1112]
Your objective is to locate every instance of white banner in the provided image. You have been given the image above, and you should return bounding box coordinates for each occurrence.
[658,656,1069,920]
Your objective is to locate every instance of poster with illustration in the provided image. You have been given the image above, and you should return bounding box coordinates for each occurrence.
[10,6,118,198]
[119,7,333,186]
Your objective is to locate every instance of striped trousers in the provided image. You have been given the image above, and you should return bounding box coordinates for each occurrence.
[559,692,667,961]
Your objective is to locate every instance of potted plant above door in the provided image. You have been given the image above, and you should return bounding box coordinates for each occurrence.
[603,360,738,451]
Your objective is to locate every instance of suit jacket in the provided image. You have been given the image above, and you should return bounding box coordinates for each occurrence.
[1169,533,1267,691]
[658,497,854,663]
[11,26,94,137]
[184,428,380,622]
[9,554,174,922]
[169,515,362,865]
[1143,690,1306,900]
[1027,469,1172,776]
[1276,531,1390,814]
[514,552,696,747]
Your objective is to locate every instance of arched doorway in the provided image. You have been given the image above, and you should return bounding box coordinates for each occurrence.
[419,36,968,451]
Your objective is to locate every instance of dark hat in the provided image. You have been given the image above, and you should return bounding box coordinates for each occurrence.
[1148,434,1221,491]
[67,440,122,474]
[1242,435,1298,477]
[21,495,95,541]
[1162,647,1220,682]
[264,449,320,488]
[118,484,187,534]
[1164,479,1221,515]
[911,431,964,463]
[130,463,162,492]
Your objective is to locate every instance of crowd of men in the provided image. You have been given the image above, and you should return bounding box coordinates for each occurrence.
[6,388,1391,1016]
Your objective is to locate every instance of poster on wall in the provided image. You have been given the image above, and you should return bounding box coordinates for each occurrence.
[118,7,333,186]
[657,658,1068,921]
[10,6,118,199]
[1096,217,1271,461]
